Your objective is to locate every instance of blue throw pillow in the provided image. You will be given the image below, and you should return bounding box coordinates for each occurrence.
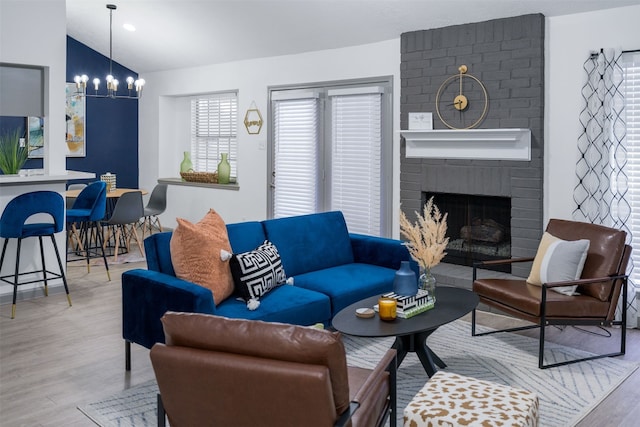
[230,240,288,309]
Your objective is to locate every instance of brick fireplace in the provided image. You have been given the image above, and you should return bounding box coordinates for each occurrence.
[400,14,545,278]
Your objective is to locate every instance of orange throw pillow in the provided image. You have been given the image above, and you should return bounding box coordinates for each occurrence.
[170,209,234,305]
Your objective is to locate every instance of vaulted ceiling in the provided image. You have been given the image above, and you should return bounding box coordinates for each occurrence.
[66,0,640,74]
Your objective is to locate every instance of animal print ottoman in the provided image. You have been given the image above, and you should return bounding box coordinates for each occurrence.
[403,371,539,427]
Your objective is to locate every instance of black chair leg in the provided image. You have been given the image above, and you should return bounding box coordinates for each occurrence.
[94,221,111,281]
[82,221,91,273]
[471,309,477,336]
[621,280,627,355]
[125,341,131,371]
[68,220,111,281]
[38,235,48,297]
[0,238,8,276]
[50,234,72,307]
[538,324,546,369]
[157,393,166,427]
[11,238,22,319]
[389,353,397,427]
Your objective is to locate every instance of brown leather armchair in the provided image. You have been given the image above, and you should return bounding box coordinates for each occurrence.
[472,219,631,369]
[150,312,397,427]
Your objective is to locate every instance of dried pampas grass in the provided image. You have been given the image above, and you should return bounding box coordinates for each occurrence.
[399,197,449,270]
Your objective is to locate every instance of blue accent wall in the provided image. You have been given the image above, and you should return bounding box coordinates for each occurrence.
[66,36,139,187]
[0,37,140,184]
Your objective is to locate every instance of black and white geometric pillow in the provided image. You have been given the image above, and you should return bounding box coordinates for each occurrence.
[230,240,290,309]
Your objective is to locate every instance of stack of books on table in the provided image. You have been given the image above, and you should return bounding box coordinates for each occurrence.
[382,289,435,319]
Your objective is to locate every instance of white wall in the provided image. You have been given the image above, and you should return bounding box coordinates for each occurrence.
[139,39,401,231]
[140,5,640,235]
[0,0,67,174]
[0,1,69,302]
[546,5,640,223]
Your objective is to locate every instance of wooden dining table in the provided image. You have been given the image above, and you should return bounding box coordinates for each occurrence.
[66,187,148,215]
[65,187,148,199]
[67,187,148,218]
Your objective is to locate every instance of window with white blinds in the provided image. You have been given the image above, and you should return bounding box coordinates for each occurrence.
[623,52,640,284]
[270,80,391,236]
[190,92,238,178]
[330,92,382,235]
[272,96,320,217]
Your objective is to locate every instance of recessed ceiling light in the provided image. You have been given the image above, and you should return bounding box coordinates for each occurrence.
[123,23,136,32]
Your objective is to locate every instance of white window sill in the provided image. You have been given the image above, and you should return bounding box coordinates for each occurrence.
[158,177,240,191]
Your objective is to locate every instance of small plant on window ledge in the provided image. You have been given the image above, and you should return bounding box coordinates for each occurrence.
[0,129,28,175]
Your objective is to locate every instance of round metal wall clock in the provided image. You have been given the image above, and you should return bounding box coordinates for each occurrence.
[435,65,489,130]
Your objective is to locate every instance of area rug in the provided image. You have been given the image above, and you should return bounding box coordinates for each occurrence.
[78,320,638,427]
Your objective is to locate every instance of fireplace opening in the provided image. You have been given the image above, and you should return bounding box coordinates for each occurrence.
[423,192,511,273]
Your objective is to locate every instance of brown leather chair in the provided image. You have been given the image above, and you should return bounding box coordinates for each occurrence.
[150,312,397,427]
[472,219,631,369]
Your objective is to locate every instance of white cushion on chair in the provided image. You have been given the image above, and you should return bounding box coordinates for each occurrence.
[526,232,590,295]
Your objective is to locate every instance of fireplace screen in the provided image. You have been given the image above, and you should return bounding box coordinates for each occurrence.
[423,192,511,272]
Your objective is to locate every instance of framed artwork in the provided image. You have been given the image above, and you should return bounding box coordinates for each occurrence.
[65,82,86,157]
[408,112,433,130]
[27,116,44,158]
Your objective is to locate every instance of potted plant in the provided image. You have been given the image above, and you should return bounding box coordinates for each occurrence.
[0,129,28,175]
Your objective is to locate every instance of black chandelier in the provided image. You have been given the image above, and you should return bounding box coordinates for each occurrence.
[71,4,145,99]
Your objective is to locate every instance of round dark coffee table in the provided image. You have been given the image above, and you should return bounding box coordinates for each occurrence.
[332,286,479,377]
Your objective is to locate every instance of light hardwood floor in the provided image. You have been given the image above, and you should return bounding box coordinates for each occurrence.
[1,260,639,426]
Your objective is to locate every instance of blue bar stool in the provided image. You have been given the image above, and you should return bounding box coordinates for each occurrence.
[66,181,110,280]
[0,191,71,319]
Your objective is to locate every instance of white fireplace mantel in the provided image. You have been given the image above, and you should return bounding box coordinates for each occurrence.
[400,128,531,161]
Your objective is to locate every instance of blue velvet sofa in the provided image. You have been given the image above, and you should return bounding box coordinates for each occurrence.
[122,211,414,369]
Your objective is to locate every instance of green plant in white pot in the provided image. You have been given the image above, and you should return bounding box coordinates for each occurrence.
[0,129,28,175]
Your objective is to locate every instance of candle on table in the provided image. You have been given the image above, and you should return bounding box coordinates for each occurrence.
[378,297,397,321]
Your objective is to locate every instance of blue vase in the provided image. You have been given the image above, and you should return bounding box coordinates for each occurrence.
[393,261,418,296]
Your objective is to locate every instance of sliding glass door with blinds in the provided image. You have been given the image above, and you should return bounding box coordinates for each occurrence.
[268,78,392,237]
